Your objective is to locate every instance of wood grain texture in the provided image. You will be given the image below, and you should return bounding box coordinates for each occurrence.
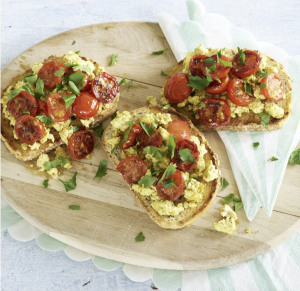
[1,22,300,270]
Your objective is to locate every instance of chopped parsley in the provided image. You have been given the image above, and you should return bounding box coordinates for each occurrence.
[23,74,38,84]
[198,102,206,109]
[140,122,155,137]
[54,67,64,77]
[70,125,80,133]
[268,156,278,162]
[43,156,70,171]
[43,179,49,188]
[237,47,245,66]
[59,172,77,192]
[7,89,21,102]
[135,231,145,242]
[216,48,225,62]
[161,70,167,76]
[158,163,176,184]
[244,81,252,95]
[205,67,213,83]
[179,148,197,164]
[75,50,80,54]
[138,175,157,188]
[162,103,171,110]
[289,149,300,165]
[219,59,232,67]
[220,177,229,191]
[68,205,80,210]
[119,78,134,89]
[260,82,267,89]
[34,78,45,98]
[167,136,176,159]
[109,54,118,66]
[221,193,243,211]
[258,112,271,131]
[72,64,92,75]
[68,81,81,96]
[151,48,168,55]
[143,146,163,159]
[35,115,53,126]
[188,75,210,90]
[93,122,104,138]
[22,110,30,115]
[258,71,268,78]
[72,40,76,45]
[111,121,134,154]
[111,111,118,120]
[62,94,76,109]
[204,57,215,65]
[253,142,260,149]
[94,160,108,178]
[163,178,178,188]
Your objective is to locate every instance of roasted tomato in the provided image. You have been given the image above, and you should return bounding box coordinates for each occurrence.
[231,50,261,78]
[164,73,192,104]
[65,67,90,92]
[72,92,99,120]
[189,55,207,77]
[197,98,231,127]
[37,100,49,116]
[202,54,231,81]
[38,61,66,89]
[167,120,191,140]
[119,123,143,150]
[47,93,72,122]
[260,73,284,101]
[91,72,119,103]
[6,91,38,118]
[14,115,45,145]
[68,130,94,160]
[116,157,147,184]
[227,78,254,106]
[156,169,185,201]
[204,75,230,95]
[137,125,162,150]
[172,139,199,171]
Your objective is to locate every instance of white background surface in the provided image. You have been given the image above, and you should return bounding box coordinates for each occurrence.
[1,0,300,290]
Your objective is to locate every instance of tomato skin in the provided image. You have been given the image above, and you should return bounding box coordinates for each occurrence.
[137,125,162,150]
[38,61,66,89]
[167,120,191,140]
[47,93,72,122]
[116,157,147,184]
[172,139,199,171]
[68,130,94,160]
[91,72,119,103]
[156,169,185,201]
[231,50,261,78]
[14,115,45,145]
[72,92,99,120]
[197,98,231,127]
[120,123,142,150]
[37,100,49,116]
[65,67,90,92]
[227,78,254,106]
[6,91,38,118]
[164,73,192,104]
[189,55,207,77]
[202,55,231,81]
[261,73,284,101]
[204,75,230,95]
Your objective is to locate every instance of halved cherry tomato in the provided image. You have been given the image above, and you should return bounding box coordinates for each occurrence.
[120,123,142,150]
[65,67,90,92]
[202,55,231,81]
[14,115,45,145]
[37,100,49,116]
[204,75,230,95]
[167,120,191,140]
[156,169,185,201]
[172,139,199,171]
[38,61,66,89]
[68,130,94,160]
[260,73,284,101]
[197,98,231,127]
[137,125,162,150]
[164,73,192,104]
[72,92,99,120]
[231,50,261,78]
[91,72,119,103]
[189,55,207,77]
[227,78,254,106]
[47,93,72,122]
[116,156,147,184]
[7,91,38,118]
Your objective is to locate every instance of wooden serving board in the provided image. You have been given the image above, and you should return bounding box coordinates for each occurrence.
[1,22,300,270]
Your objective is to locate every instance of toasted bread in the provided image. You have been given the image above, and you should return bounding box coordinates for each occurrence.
[162,48,292,131]
[102,106,219,229]
[1,55,119,161]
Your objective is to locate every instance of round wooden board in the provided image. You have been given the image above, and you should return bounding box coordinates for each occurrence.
[1,22,300,270]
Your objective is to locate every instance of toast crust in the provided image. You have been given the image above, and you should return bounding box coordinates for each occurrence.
[101,106,219,229]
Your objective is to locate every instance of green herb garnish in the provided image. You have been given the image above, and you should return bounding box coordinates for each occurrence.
[111,111,118,120]
[220,177,229,191]
[268,156,278,162]
[204,58,215,65]
[23,74,38,84]
[34,78,45,98]
[260,82,267,89]
[221,193,243,211]
[54,67,64,77]
[237,47,245,66]
[253,142,260,149]
[119,78,134,89]
[167,136,176,159]
[72,40,76,45]
[70,126,80,133]
[135,231,145,242]
[163,178,178,188]
[93,122,104,138]
[289,149,300,165]
[59,172,77,192]
[43,179,49,188]
[62,94,76,109]
[138,175,157,188]
[198,102,206,109]
[69,205,80,210]
[179,148,197,164]
[35,115,53,126]
[109,54,118,66]
[162,103,171,110]
[151,48,168,55]
[143,146,163,159]
[158,163,176,184]
[43,156,70,171]
[140,122,155,137]
[219,59,232,67]
[111,121,134,154]
[22,110,30,115]
[75,50,80,54]
[187,76,210,90]
[244,81,252,95]
[258,112,271,131]
[161,70,167,76]
[95,160,108,178]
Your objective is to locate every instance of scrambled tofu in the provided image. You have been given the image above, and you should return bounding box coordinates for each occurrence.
[80,117,95,128]
[203,160,218,182]
[152,200,185,216]
[264,102,284,119]
[214,204,238,234]
[37,153,59,179]
[146,96,158,106]
[32,62,43,74]
[55,146,72,169]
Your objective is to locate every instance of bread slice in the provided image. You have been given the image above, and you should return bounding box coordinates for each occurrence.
[102,105,219,229]
[1,55,119,161]
[162,48,292,131]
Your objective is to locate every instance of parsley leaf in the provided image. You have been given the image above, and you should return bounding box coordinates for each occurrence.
[140,123,155,137]
[62,74,70,85]
[93,122,104,138]
[209,64,216,72]
[253,142,260,149]
[163,178,178,188]
[234,201,244,211]
[95,160,108,178]
[21,84,35,95]
[111,111,118,120]
[132,139,140,150]
[237,47,245,66]
[188,76,210,90]
[43,156,70,171]
[220,177,229,191]
[154,119,159,124]
[216,48,225,62]
[150,166,163,177]
[75,50,80,54]
[204,57,215,65]
[70,125,80,133]
[22,110,30,114]
[192,177,200,182]
[221,193,241,204]
[35,115,53,126]
[289,149,300,165]
[158,163,176,184]
[62,94,76,109]
[205,67,213,82]
[109,54,118,66]
[258,112,271,131]
[215,77,221,83]
[34,78,45,98]
[67,81,81,96]
[138,175,157,188]
[260,82,267,89]
[135,231,145,242]
[151,48,168,55]
[161,70,167,76]
[72,40,76,45]
[162,104,171,110]
[167,136,176,159]
[198,102,206,109]
[23,74,38,84]
[179,148,197,164]
[119,78,134,89]
[143,146,163,159]
[258,71,268,78]
[268,156,278,162]
[43,179,49,188]
[219,59,232,67]
[244,81,252,95]
[111,121,134,154]
[54,67,64,77]
[72,65,92,75]
[59,172,77,192]
[69,205,80,210]
[69,71,86,90]
[7,89,21,101]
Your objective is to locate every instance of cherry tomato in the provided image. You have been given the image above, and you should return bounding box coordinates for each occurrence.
[91,72,119,103]
[72,92,99,120]
[156,169,185,201]
[38,61,66,89]
[137,125,162,150]
[167,120,191,140]
[197,98,231,127]
[120,123,143,150]
[47,93,72,122]
[204,75,230,95]
[14,115,45,145]
[6,91,38,118]
[116,157,147,184]
[65,67,90,92]
[231,50,261,78]
[260,73,284,101]
[37,100,49,116]
[68,130,94,160]
[189,55,207,77]
[172,139,199,171]
[164,73,192,104]
[202,55,231,81]
[227,78,254,106]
